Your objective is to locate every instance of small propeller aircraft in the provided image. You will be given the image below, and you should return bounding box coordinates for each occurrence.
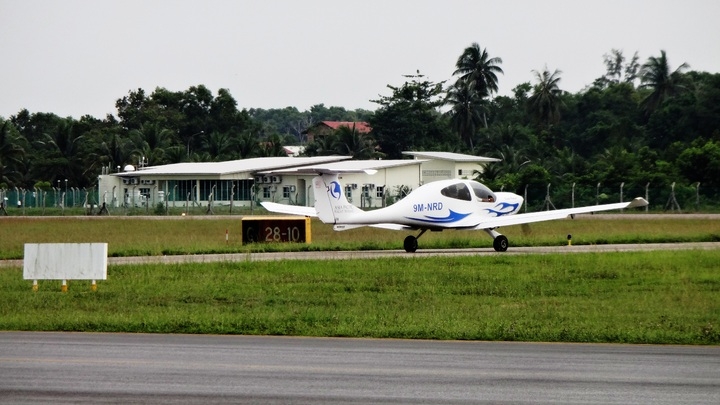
[261,172,649,252]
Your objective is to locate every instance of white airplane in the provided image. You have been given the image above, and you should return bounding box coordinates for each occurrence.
[261,172,649,252]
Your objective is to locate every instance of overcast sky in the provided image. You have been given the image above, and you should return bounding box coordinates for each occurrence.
[1,0,718,119]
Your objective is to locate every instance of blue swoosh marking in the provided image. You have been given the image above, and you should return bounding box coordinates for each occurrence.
[405,210,471,224]
[485,202,519,217]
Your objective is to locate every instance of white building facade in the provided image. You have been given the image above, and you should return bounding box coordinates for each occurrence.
[97,152,498,210]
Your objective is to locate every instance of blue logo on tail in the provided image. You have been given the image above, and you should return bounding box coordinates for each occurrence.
[329,181,342,200]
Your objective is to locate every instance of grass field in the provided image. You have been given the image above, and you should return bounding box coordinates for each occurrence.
[1,214,719,259]
[1,215,719,344]
[1,251,718,344]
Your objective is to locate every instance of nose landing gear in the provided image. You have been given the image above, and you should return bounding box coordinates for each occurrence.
[485,229,509,252]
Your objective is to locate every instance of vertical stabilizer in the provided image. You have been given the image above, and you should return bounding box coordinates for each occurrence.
[312,174,365,224]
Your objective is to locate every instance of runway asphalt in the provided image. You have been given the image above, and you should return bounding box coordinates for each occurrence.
[1,241,719,268]
[1,332,718,404]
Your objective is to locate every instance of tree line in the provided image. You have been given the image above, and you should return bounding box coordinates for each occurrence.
[1,45,719,210]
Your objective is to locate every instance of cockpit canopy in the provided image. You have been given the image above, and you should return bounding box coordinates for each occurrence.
[440,181,497,202]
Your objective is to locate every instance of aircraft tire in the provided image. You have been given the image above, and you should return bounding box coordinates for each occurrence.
[403,235,418,253]
[493,235,509,252]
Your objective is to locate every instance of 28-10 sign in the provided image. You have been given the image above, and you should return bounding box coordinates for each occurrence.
[241,216,311,244]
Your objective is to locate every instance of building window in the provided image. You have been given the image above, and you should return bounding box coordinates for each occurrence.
[263,187,271,199]
[283,186,291,199]
[376,186,384,198]
[344,186,352,199]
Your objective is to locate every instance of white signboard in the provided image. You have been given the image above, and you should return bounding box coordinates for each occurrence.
[23,243,108,280]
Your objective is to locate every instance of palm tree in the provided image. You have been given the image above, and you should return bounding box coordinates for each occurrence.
[639,50,689,116]
[528,67,564,127]
[447,43,503,146]
[36,119,89,185]
[453,43,504,99]
[331,125,382,160]
[97,132,133,170]
[0,121,26,187]
[234,132,261,159]
[129,122,173,166]
[202,131,233,161]
[444,80,486,150]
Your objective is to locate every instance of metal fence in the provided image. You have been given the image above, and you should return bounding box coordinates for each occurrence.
[0,187,98,215]
[1,181,717,216]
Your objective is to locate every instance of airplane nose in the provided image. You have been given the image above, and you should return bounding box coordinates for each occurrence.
[508,193,524,212]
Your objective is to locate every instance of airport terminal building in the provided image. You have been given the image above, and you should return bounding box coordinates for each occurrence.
[97,151,500,210]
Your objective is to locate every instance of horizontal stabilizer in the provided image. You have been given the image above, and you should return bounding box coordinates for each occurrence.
[260,202,317,217]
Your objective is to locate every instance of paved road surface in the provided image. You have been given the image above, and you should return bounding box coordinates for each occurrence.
[1,332,718,404]
[2,242,719,268]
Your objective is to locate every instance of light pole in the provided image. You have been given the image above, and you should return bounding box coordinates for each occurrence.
[187,131,204,158]
[64,179,68,207]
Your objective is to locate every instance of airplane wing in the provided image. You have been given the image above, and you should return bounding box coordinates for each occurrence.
[470,197,649,230]
[260,202,317,217]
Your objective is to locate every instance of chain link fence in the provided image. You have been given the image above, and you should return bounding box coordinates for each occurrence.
[0,181,717,216]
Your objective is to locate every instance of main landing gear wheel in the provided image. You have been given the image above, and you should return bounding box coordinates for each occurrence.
[403,235,418,253]
[493,235,509,252]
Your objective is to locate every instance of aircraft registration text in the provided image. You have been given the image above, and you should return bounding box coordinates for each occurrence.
[413,202,443,212]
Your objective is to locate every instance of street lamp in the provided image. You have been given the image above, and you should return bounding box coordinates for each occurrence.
[187,131,204,158]
[64,179,68,207]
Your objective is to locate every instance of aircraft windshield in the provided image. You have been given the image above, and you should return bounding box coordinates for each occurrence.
[440,183,472,201]
[470,182,497,202]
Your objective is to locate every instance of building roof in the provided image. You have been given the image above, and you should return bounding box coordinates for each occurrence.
[261,159,426,175]
[302,121,372,134]
[402,151,501,163]
[114,156,351,177]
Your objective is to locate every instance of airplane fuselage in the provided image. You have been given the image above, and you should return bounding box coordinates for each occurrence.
[323,178,524,229]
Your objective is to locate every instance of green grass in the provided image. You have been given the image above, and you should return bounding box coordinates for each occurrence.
[1,215,719,259]
[1,251,719,344]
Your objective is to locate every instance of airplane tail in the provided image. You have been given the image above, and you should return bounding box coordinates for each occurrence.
[313,174,366,224]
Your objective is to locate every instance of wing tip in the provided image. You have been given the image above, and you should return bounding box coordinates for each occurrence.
[627,197,649,208]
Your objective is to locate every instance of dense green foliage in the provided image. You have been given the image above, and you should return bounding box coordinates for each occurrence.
[1,251,718,344]
[1,47,719,208]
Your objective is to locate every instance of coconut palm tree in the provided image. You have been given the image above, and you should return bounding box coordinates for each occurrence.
[129,122,174,166]
[444,80,486,150]
[234,132,262,159]
[36,119,89,185]
[331,125,382,160]
[0,120,26,187]
[453,42,504,99]
[202,131,233,161]
[528,67,564,128]
[639,50,689,116]
[447,43,503,147]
